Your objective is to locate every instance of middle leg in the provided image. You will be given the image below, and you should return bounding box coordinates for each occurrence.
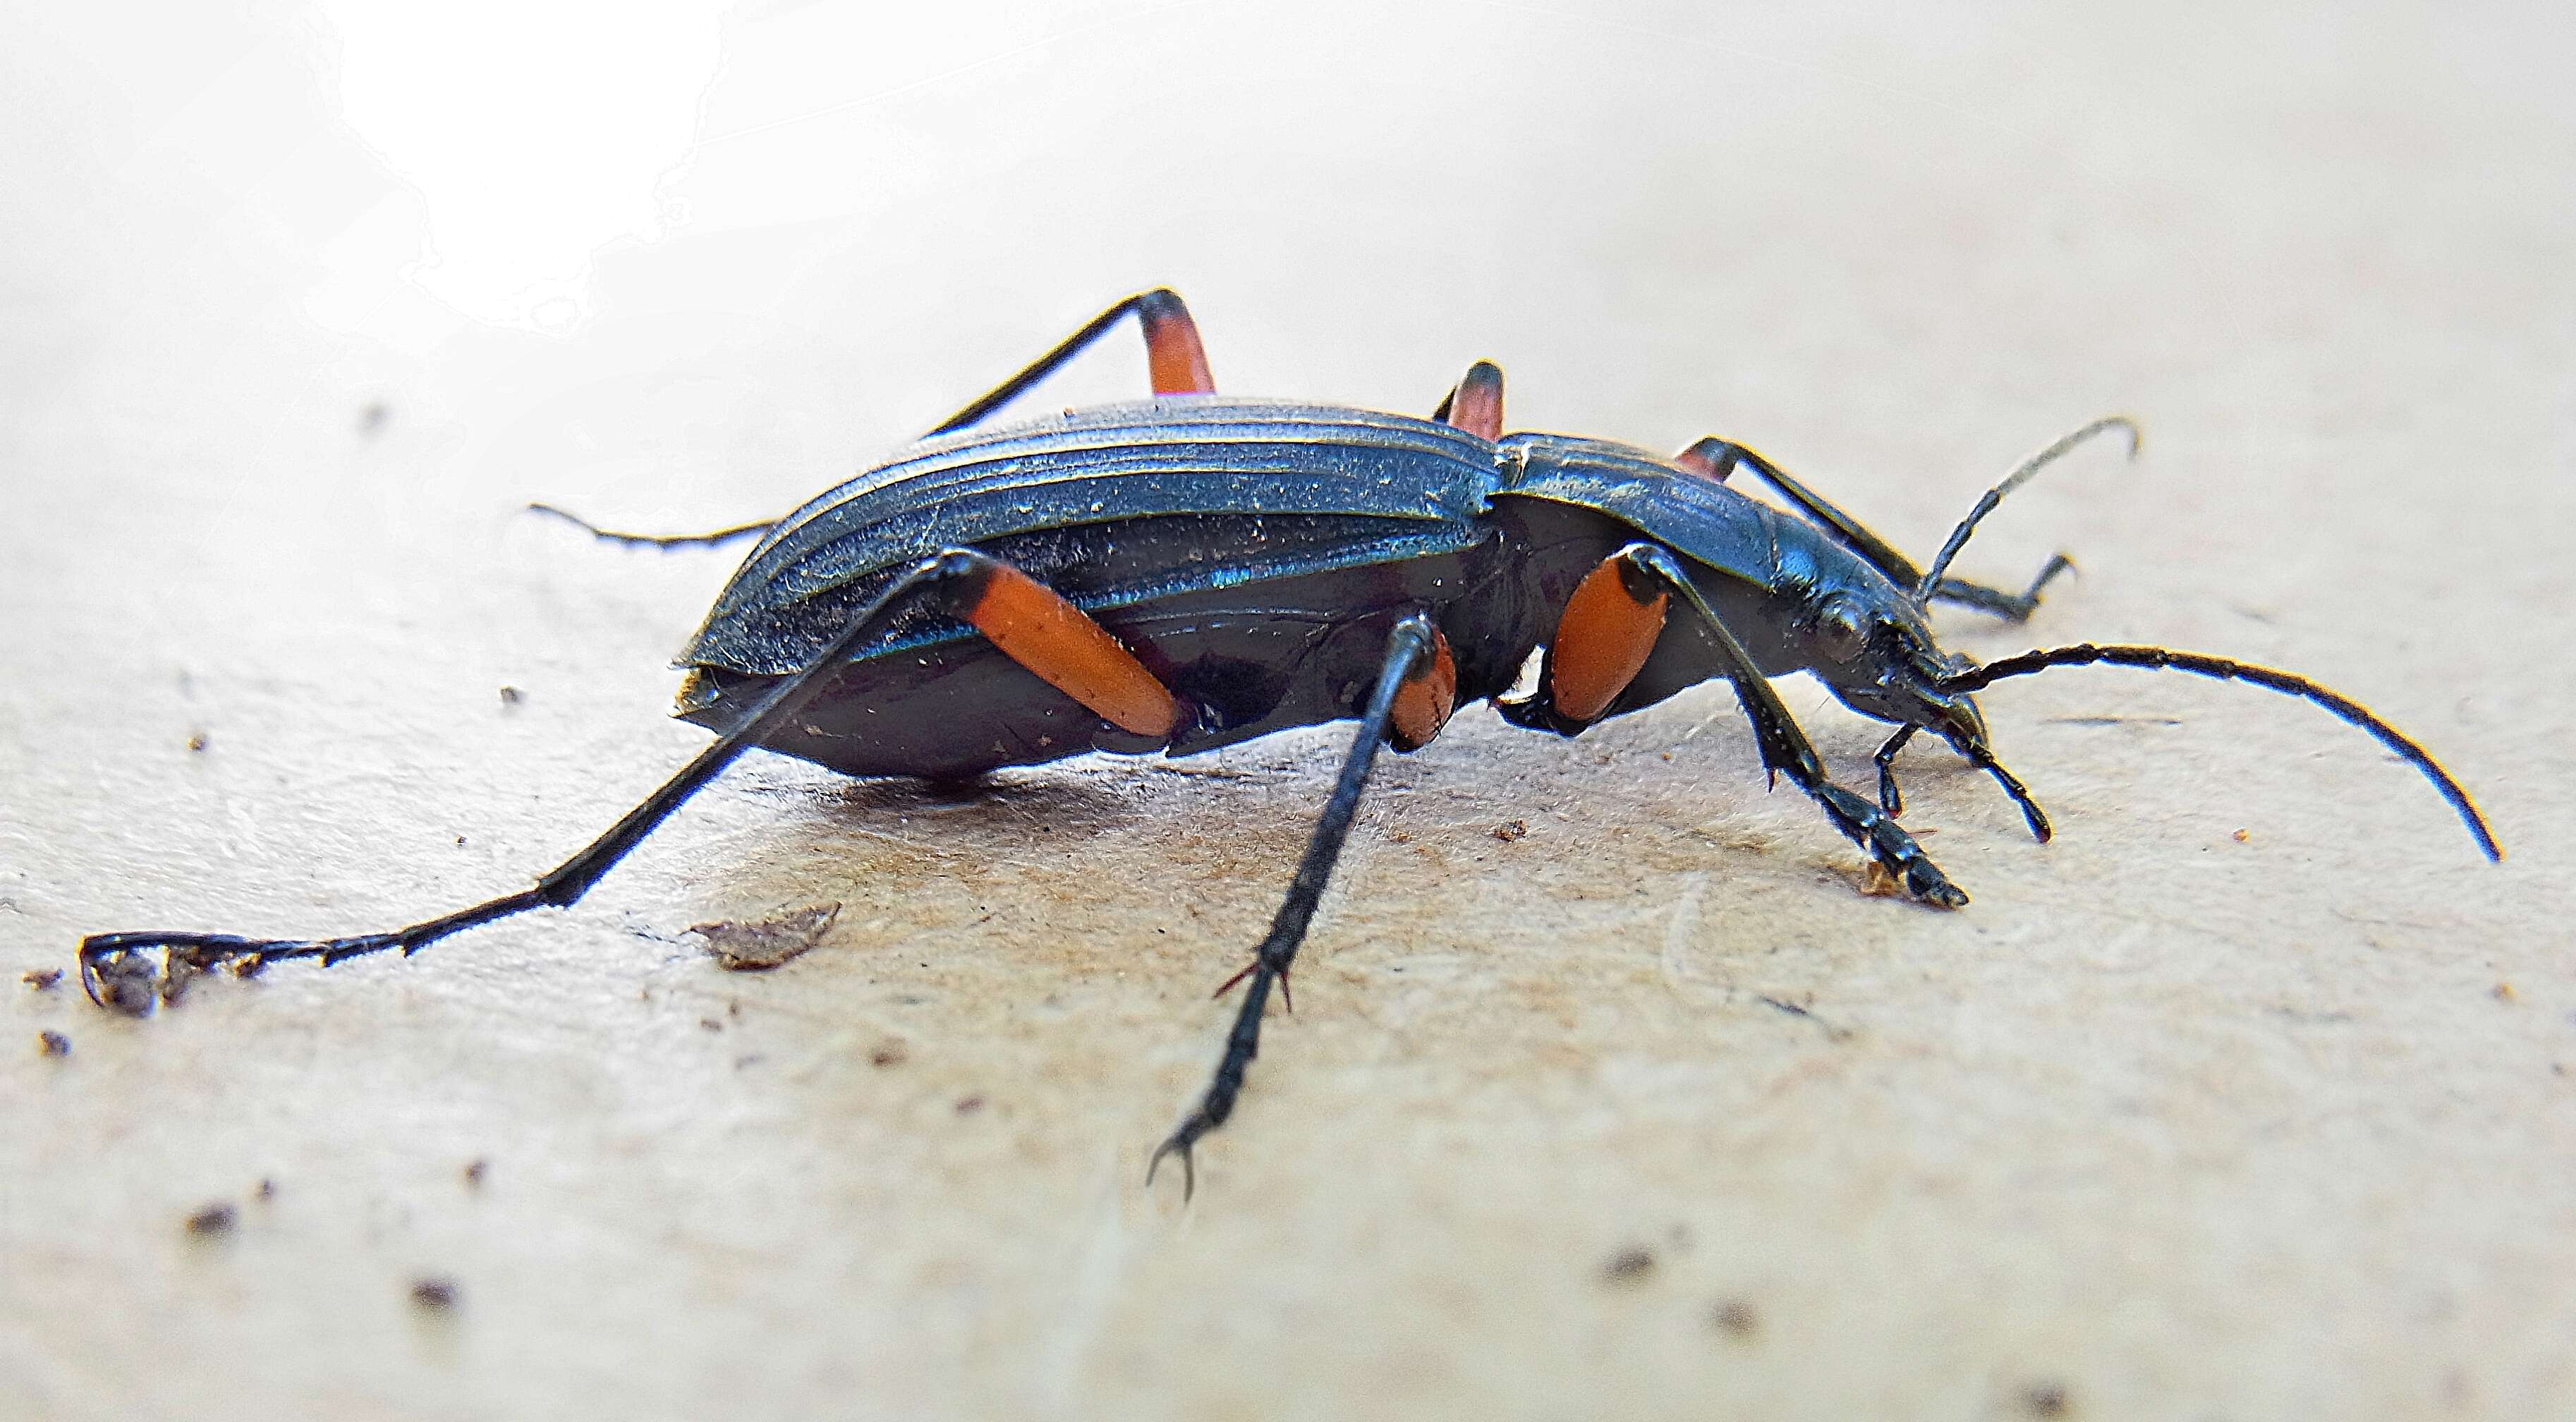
[1148,612,1443,1198]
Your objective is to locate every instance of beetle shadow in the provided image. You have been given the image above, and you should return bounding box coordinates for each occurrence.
[691,755,1186,914]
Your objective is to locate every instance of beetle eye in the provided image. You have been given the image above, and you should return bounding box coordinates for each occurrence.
[1814,597,1869,662]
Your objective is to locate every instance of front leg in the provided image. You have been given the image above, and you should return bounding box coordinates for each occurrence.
[1500,543,1967,907]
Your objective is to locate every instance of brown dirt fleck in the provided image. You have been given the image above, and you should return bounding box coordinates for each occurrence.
[186,1203,236,1236]
[38,1030,71,1057]
[23,968,62,990]
[688,902,841,971]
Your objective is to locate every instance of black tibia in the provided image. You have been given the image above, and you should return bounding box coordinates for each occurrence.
[76,549,1090,1013]
[1678,437,1925,592]
[525,502,774,549]
[1926,557,2073,623]
[1872,722,2053,843]
[1873,724,1915,815]
[928,288,1211,437]
[1148,613,1436,1200]
[1942,643,2503,862]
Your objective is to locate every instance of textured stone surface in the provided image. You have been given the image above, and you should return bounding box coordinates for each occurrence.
[4,4,2570,1418]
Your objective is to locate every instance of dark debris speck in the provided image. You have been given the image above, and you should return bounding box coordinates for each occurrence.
[2022,1381,2071,1418]
[186,1203,236,1236]
[38,1030,70,1057]
[1713,1298,1760,1337]
[410,1277,458,1310]
[1603,1246,1655,1282]
[23,968,63,990]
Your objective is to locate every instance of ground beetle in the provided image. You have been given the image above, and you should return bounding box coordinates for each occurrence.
[80,288,2502,1196]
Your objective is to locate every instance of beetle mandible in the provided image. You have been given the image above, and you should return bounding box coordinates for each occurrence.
[79,288,2501,1196]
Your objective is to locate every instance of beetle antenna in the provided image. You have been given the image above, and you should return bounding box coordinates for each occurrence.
[1938,643,2501,861]
[525,502,774,550]
[1915,417,2140,602]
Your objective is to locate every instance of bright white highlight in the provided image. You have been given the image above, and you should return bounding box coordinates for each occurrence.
[320,0,727,330]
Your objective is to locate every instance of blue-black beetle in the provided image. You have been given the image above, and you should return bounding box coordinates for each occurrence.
[80,288,2498,1194]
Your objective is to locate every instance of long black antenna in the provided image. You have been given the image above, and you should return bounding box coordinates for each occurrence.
[1940,643,2501,861]
[1916,417,2141,602]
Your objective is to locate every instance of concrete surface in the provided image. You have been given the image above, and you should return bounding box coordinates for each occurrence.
[5,3,2572,1418]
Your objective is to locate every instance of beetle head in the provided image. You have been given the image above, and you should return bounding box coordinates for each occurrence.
[1797,583,1990,756]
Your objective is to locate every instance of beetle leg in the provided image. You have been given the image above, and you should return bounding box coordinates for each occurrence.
[1622,544,1964,904]
[1490,544,1673,737]
[76,549,1186,1013]
[1502,543,1964,907]
[1428,360,1505,441]
[1675,437,2059,621]
[1873,724,1916,815]
[1148,613,1438,1200]
[928,288,1215,436]
[1679,419,2133,624]
[1874,711,2053,841]
[1676,437,1928,592]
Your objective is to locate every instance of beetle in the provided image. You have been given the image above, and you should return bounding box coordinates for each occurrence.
[79,288,2501,1196]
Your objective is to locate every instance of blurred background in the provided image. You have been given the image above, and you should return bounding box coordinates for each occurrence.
[5,3,2571,1418]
